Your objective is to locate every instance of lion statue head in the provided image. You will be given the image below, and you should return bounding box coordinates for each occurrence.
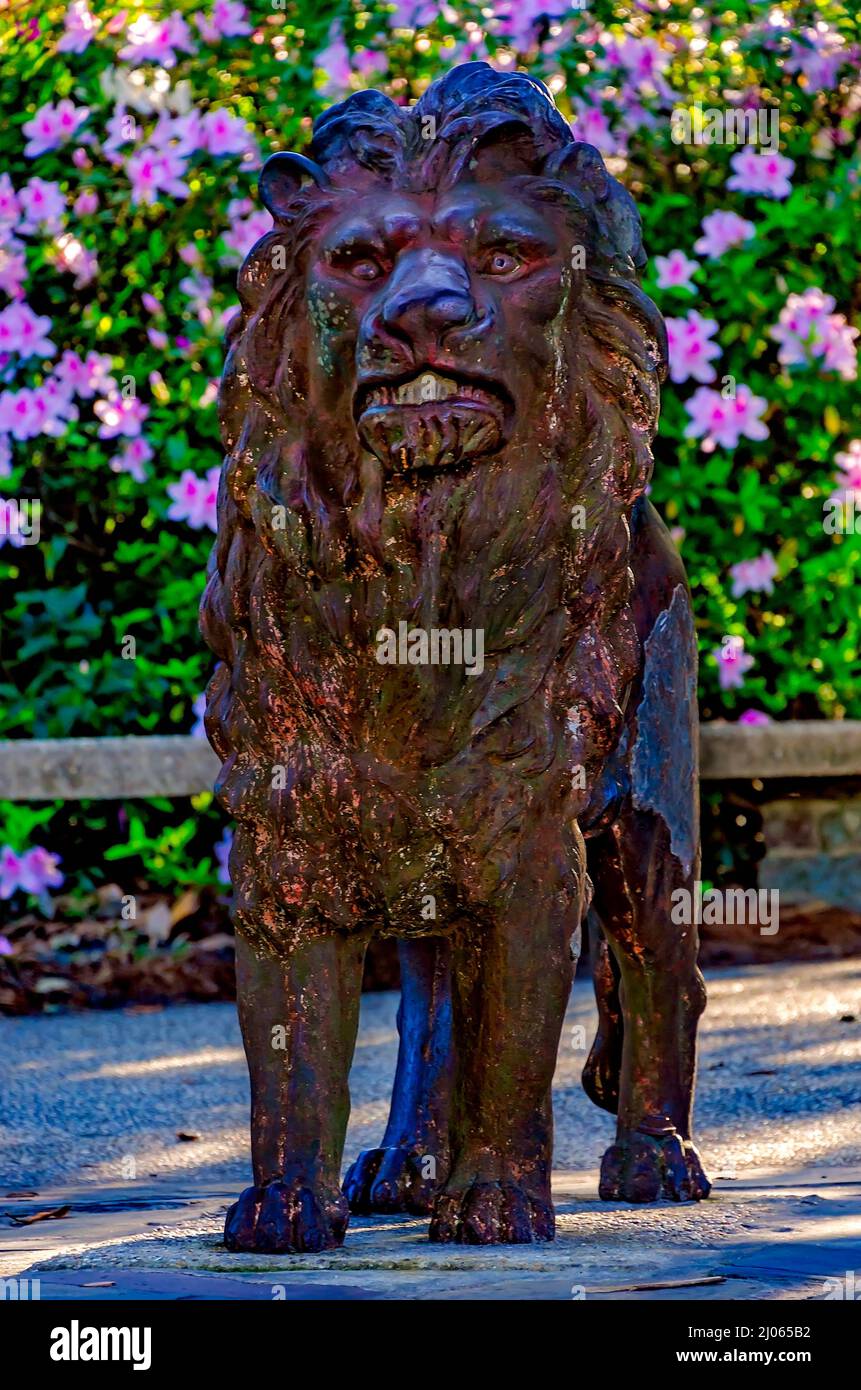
[201,63,667,954]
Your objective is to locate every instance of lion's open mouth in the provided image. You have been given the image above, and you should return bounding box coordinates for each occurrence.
[357,369,507,412]
[355,368,511,473]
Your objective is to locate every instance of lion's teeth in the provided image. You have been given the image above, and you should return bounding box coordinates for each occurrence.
[366,371,491,408]
[393,372,454,403]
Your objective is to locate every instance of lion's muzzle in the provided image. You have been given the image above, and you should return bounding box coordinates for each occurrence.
[355,366,510,473]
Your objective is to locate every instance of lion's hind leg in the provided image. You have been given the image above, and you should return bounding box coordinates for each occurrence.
[581,906,622,1116]
[344,937,454,1216]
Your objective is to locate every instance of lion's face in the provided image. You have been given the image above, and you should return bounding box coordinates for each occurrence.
[301,182,577,475]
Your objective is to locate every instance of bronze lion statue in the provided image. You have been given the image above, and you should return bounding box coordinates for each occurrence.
[201,62,710,1253]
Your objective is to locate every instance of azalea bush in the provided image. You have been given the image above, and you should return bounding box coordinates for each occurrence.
[0,0,860,917]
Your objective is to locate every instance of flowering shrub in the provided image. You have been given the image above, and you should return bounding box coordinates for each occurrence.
[0,0,860,908]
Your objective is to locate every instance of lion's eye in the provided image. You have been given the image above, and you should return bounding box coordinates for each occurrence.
[480,249,522,278]
[349,258,384,282]
[328,247,387,283]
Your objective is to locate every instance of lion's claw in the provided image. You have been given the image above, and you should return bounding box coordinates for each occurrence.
[224,1178,349,1253]
[599,1130,711,1203]
[344,1145,443,1216]
[429,1175,554,1244]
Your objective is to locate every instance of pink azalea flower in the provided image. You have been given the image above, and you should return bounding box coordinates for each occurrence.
[665,310,721,384]
[57,0,98,54]
[0,390,41,441]
[729,551,778,598]
[715,635,754,690]
[118,12,196,67]
[54,233,98,288]
[654,249,699,293]
[833,440,861,493]
[0,846,23,897]
[570,101,619,156]
[727,149,794,200]
[738,709,771,726]
[693,210,755,260]
[103,106,137,157]
[610,36,673,98]
[109,436,153,482]
[0,935,12,956]
[126,147,190,206]
[94,395,149,439]
[220,304,240,334]
[194,1,252,43]
[0,303,55,359]
[18,846,64,895]
[386,1,439,26]
[22,100,89,159]
[0,241,27,299]
[684,384,769,451]
[179,272,214,324]
[26,378,79,437]
[821,321,859,381]
[490,0,568,48]
[54,349,114,399]
[149,111,205,158]
[0,173,21,227]
[785,23,850,91]
[0,437,12,478]
[166,465,220,531]
[770,288,858,382]
[200,109,253,158]
[18,179,65,234]
[315,24,353,97]
[73,190,98,217]
[221,207,273,263]
[353,49,388,80]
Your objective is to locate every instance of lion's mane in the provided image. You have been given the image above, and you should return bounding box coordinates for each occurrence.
[200,64,667,954]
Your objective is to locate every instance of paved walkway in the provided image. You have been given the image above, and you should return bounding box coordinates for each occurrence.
[2,959,860,1299]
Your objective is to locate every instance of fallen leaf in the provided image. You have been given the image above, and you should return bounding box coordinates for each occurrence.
[170,890,200,926]
[4,1204,70,1225]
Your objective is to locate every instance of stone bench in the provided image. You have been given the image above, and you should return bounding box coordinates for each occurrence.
[1,726,859,927]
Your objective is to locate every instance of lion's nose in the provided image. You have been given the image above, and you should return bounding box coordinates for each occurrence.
[376,250,479,352]
[383,287,475,343]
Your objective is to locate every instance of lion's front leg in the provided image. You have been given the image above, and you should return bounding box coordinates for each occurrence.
[429,821,583,1244]
[225,931,367,1253]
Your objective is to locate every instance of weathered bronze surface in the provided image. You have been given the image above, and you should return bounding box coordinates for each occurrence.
[201,62,711,1252]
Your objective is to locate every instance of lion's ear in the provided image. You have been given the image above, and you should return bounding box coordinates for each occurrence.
[259,152,330,219]
[545,143,610,203]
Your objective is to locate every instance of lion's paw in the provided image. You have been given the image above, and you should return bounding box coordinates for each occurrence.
[599,1130,711,1204]
[343,1146,443,1216]
[429,1175,554,1244]
[224,1178,349,1253]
